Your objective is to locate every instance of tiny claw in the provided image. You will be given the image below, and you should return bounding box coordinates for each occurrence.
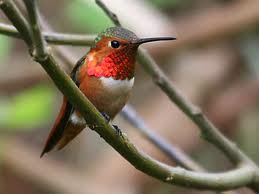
[101,112,111,122]
[113,125,122,136]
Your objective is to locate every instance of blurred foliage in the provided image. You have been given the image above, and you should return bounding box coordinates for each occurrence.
[237,108,259,165]
[191,143,231,172]
[0,85,55,131]
[148,0,191,10]
[239,34,259,79]
[0,35,12,63]
[236,34,259,165]
[65,0,114,33]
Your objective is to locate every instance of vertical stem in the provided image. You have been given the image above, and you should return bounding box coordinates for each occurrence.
[23,0,47,59]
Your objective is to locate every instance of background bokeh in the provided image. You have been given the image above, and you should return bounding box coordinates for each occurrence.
[0,0,259,193]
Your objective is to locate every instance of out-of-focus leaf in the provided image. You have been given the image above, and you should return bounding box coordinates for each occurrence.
[0,84,55,131]
[148,0,191,9]
[237,109,259,164]
[0,98,10,125]
[0,35,12,63]
[0,136,7,155]
[239,34,259,79]
[0,136,8,167]
[65,0,113,33]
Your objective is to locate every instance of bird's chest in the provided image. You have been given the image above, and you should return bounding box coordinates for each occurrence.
[79,76,134,118]
[99,77,134,97]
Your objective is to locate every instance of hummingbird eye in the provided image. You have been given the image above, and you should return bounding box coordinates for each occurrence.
[110,40,120,49]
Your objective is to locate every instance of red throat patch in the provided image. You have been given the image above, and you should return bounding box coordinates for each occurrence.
[87,47,136,80]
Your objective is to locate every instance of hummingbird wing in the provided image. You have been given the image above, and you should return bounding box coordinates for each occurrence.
[41,56,87,157]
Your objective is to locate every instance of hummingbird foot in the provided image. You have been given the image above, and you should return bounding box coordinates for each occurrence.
[101,112,111,122]
[113,125,122,136]
[100,112,122,136]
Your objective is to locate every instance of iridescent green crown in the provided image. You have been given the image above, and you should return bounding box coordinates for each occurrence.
[94,27,138,45]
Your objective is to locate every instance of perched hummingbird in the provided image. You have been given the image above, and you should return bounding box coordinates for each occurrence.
[41,27,175,157]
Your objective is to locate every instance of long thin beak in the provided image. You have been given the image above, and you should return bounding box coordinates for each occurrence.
[132,37,176,45]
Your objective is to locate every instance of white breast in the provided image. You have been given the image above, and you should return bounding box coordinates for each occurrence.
[100,77,134,96]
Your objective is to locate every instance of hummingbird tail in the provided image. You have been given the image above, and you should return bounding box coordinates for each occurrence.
[56,112,86,150]
[40,98,74,157]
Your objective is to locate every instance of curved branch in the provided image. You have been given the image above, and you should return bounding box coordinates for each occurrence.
[136,49,252,165]
[14,53,259,190]
[1,0,259,192]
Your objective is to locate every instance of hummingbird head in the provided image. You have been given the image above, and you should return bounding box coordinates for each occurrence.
[87,27,176,80]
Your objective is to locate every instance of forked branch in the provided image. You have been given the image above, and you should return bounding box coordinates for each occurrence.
[0,0,259,192]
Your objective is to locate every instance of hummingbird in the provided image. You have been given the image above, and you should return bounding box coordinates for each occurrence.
[41,27,175,157]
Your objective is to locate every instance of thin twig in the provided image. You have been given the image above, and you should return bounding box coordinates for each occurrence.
[0,22,20,37]
[23,0,47,59]
[0,22,95,46]
[137,49,250,165]
[0,0,33,48]
[122,105,204,172]
[95,0,121,27]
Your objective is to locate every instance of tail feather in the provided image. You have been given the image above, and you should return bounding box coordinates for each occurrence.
[41,98,73,157]
[41,55,87,157]
[56,121,85,150]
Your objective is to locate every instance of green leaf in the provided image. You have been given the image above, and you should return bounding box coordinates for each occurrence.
[65,0,114,33]
[0,84,55,131]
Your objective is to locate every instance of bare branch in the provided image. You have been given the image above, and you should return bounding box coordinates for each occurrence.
[0,22,95,46]
[0,22,20,37]
[1,0,259,192]
[23,0,47,59]
[136,48,259,169]
[95,0,121,26]
[122,105,204,172]
[0,0,33,47]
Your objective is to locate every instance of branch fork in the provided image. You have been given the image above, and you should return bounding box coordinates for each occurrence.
[0,0,259,192]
